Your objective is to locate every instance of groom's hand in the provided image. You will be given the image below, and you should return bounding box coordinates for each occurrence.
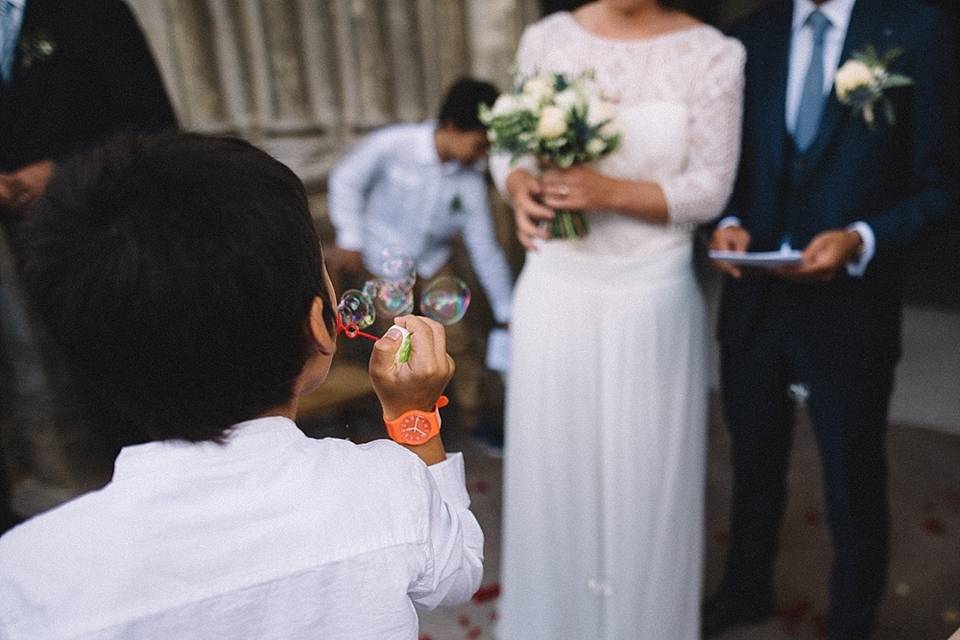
[775,229,862,282]
[709,225,751,279]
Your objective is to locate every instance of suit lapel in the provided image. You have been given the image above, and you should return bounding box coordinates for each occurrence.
[795,0,886,183]
[759,2,794,184]
[8,0,48,87]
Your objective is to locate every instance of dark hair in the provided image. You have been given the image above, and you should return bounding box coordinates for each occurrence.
[437,77,500,131]
[20,132,335,443]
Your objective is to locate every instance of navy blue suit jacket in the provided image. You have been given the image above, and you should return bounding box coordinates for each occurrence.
[0,0,176,173]
[719,0,960,367]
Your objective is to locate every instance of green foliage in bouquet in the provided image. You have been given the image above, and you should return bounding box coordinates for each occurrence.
[479,71,622,239]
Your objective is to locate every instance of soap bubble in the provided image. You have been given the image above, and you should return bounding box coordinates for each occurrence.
[338,289,375,329]
[420,277,471,325]
[380,246,416,290]
[375,280,414,318]
[362,279,379,302]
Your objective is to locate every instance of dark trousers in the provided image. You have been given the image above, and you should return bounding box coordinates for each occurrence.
[719,292,894,640]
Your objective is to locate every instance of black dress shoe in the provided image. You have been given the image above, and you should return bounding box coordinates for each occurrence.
[701,592,773,638]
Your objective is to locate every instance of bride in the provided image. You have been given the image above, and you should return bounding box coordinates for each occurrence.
[491,1,744,637]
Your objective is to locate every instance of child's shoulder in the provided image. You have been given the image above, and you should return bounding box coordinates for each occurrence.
[365,121,431,146]
[315,437,434,493]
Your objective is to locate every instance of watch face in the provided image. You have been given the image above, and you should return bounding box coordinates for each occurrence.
[399,414,433,445]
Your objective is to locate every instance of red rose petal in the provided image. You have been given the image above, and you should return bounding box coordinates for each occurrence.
[923,517,945,535]
[467,627,482,639]
[811,613,828,639]
[777,598,812,636]
[458,614,470,628]
[472,583,502,603]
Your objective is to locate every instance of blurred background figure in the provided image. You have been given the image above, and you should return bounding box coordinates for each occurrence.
[327,78,513,443]
[0,0,176,533]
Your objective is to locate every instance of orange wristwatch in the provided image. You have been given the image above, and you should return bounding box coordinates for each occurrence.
[384,396,449,445]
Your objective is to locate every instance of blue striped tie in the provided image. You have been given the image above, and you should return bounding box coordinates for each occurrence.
[0,0,16,84]
[793,10,832,152]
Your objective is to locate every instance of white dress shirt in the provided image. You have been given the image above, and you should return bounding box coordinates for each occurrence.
[721,0,875,276]
[328,121,513,323]
[0,417,483,640]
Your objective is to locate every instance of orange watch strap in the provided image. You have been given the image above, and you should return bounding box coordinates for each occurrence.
[383,395,449,445]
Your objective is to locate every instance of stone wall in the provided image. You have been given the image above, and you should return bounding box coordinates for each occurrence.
[128,0,540,187]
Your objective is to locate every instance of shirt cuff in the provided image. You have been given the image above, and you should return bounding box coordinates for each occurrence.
[717,216,742,229]
[845,221,875,277]
[427,452,471,511]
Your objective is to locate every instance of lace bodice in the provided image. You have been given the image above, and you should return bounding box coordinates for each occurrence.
[493,12,745,247]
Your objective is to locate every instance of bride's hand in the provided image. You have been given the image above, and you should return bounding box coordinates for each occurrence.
[542,166,614,211]
[506,169,554,251]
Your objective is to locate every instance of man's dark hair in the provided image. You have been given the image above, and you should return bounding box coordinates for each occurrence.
[437,77,500,132]
[20,132,336,443]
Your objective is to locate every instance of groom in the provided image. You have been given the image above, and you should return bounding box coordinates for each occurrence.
[705,0,959,639]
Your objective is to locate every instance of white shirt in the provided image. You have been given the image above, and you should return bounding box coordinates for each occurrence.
[721,0,875,277]
[328,122,513,323]
[785,0,856,133]
[0,417,483,640]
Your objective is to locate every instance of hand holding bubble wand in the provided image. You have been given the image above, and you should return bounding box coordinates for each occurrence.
[337,247,471,364]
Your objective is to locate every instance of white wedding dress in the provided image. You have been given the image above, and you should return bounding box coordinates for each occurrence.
[492,14,744,639]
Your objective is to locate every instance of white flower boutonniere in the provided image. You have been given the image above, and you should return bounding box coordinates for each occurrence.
[835,45,913,128]
[18,29,57,71]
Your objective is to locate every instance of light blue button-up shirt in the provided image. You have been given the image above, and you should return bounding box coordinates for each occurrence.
[328,121,513,323]
[0,0,26,83]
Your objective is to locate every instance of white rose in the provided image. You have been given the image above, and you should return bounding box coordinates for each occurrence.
[487,129,497,143]
[536,106,568,139]
[491,94,518,116]
[586,138,607,156]
[554,88,582,113]
[523,76,555,106]
[835,60,874,100]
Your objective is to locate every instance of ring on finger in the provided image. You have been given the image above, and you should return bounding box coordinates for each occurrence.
[557,184,570,196]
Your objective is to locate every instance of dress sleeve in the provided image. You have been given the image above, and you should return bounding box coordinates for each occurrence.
[490,24,543,200]
[659,38,746,227]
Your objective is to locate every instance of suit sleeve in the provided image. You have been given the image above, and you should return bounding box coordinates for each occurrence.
[90,0,178,134]
[867,13,960,252]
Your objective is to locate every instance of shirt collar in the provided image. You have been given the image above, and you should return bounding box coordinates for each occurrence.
[416,120,464,175]
[415,121,441,165]
[792,0,856,36]
[111,416,305,481]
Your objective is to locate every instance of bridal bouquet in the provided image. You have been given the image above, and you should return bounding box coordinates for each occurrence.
[480,71,621,239]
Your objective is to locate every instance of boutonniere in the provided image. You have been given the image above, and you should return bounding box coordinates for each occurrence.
[449,194,464,214]
[18,29,57,71]
[835,45,913,128]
